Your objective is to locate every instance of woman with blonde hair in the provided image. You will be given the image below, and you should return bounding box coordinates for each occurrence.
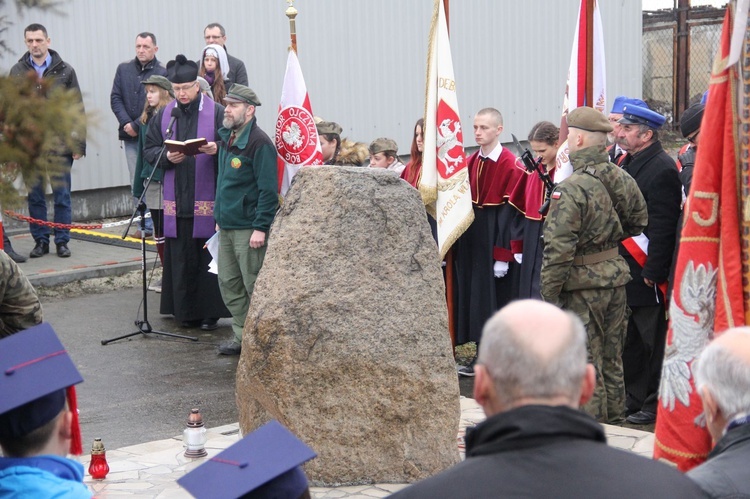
[133,75,174,276]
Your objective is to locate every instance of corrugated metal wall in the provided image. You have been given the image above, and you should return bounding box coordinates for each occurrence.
[0,0,641,195]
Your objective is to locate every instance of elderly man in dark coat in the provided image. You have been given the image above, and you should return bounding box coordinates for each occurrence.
[616,103,682,425]
[390,300,706,499]
[688,328,750,498]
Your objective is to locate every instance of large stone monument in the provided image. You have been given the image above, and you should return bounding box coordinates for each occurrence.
[236,167,461,485]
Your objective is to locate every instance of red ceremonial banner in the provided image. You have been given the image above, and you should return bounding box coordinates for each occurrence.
[653,5,748,471]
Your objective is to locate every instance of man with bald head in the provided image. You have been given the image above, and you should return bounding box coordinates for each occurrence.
[687,328,750,497]
[391,300,705,499]
[542,106,647,423]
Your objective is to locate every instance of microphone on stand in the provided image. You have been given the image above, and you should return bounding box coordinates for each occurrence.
[165,107,182,139]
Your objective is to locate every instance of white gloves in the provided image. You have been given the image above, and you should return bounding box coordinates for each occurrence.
[493,261,509,278]
[514,253,523,264]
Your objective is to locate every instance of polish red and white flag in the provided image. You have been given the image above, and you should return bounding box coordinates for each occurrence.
[420,0,473,258]
[555,0,607,183]
[275,49,323,197]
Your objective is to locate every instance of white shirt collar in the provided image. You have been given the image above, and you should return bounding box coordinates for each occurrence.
[479,142,503,162]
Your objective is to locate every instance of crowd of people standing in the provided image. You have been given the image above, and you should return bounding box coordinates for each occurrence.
[9,20,696,424]
[5,16,749,499]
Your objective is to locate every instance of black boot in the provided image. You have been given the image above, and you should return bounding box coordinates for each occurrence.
[3,234,27,263]
[29,240,49,258]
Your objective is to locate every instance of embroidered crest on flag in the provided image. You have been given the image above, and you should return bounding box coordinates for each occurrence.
[275,105,319,165]
[436,101,466,178]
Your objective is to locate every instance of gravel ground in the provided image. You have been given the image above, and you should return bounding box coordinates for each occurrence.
[35,268,162,301]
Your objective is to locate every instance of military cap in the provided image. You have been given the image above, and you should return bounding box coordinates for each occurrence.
[619,104,666,129]
[0,323,83,440]
[166,54,199,84]
[178,420,317,499]
[567,107,613,133]
[610,96,647,115]
[369,137,398,155]
[224,83,261,106]
[680,103,704,138]
[316,121,343,136]
[141,74,174,98]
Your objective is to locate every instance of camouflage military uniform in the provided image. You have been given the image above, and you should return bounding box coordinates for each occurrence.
[541,145,647,422]
[0,251,43,338]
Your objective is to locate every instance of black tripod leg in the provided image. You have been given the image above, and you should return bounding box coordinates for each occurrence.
[102,202,198,345]
[101,331,143,345]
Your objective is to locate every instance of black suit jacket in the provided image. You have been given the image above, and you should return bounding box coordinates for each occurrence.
[619,140,682,307]
[225,52,248,87]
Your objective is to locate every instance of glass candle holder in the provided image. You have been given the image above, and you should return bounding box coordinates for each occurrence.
[88,438,109,480]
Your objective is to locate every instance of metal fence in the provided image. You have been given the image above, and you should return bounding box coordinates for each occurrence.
[642,3,724,128]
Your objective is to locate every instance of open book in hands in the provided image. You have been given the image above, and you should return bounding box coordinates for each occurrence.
[164,138,208,156]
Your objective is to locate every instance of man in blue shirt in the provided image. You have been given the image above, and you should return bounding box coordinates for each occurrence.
[9,24,86,259]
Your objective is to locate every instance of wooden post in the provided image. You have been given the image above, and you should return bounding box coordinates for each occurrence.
[675,0,691,124]
[585,0,595,106]
[442,0,457,353]
[285,0,298,53]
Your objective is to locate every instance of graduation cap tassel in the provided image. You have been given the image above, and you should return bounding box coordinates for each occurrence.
[67,385,83,455]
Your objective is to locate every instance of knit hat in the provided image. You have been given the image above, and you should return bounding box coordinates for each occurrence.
[680,103,704,138]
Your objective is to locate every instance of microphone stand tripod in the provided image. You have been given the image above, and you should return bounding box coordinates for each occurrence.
[102,117,197,345]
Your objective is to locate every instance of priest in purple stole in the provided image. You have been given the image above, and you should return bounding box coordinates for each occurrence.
[144,54,230,330]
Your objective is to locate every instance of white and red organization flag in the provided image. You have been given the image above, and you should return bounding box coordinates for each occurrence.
[275,49,323,197]
[555,0,607,183]
[419,0,473,259]
[653,4,749,471]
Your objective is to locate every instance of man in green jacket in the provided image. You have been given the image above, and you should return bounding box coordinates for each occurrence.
[214,84,278,355]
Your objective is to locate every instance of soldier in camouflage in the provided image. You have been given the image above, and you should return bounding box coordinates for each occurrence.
[541,106,647,423]
[0,251,43,338]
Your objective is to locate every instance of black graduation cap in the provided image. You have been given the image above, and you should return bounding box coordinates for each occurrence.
[0,323,83,441]
[178,420,317,499]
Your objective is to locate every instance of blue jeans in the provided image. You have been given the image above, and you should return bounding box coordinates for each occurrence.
[124,140,154,233]
[27,155,72,245]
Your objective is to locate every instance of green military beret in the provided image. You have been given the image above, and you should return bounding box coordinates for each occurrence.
[369,137,398,155]
[141,74,174,98]
[316,121,342,136]
[567,106,613,133]
[224,83,261,106]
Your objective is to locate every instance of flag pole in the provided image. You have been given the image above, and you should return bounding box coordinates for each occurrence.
[442,0,457,353]
[444,0,450,35]
[285,0,298,53]
[585,0,594,106]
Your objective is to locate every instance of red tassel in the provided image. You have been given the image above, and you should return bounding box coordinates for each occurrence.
[67,386,83,455]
